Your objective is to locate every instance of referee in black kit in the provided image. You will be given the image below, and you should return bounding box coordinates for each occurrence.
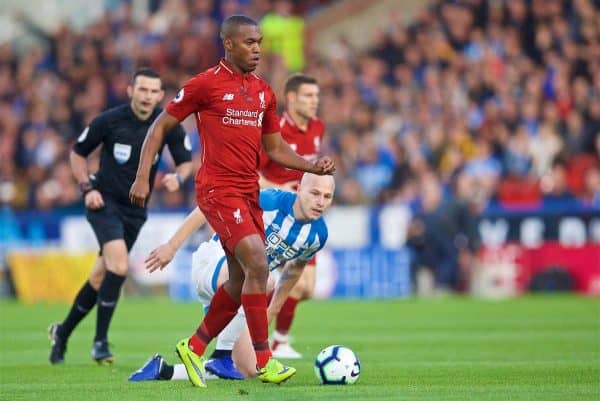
[48,68,193,365]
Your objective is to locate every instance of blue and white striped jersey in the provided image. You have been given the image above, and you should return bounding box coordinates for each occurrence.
[260,189,328,270]
[211,189,328,271]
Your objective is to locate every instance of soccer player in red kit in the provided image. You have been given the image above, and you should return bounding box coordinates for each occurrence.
[259,74,324,359]
[129,15,334,387]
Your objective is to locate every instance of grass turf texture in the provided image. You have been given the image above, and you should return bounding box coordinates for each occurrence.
[1,296,598,401]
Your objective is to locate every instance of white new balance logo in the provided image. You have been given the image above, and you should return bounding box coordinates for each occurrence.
[222,93,234,100]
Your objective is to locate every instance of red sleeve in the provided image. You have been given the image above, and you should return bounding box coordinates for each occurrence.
[166,74,209,121]
[261,88,279,135]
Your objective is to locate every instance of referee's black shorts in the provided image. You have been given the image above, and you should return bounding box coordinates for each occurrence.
[86,193,147,252]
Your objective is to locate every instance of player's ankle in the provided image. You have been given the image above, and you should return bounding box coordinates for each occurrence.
[272,330,289,344]
[209,349,233,359]
[159,361,174,380]
[188,334,206,356]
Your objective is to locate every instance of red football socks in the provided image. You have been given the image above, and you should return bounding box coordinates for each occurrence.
[242,293,271,368]
[189,286,240,356]
[275,296,299,334]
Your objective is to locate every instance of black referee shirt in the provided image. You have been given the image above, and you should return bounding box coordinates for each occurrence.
[73,104,192,209]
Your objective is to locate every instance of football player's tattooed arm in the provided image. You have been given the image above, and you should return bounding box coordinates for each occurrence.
[267,259,307,322]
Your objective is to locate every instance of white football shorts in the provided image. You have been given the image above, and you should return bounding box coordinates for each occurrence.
[191,238,227,308]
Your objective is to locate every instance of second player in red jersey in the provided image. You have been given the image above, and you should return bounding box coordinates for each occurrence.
[259,74,326,359]
[260,74,324,189]
[130,16,334,387]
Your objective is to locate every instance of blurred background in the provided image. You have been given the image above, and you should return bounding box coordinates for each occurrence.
[0,0,598,303]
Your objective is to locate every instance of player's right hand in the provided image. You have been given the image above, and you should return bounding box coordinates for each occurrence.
[84,190,104,210]
[312,156,336,175]
[129,178,149,207]
[145,242,176,272]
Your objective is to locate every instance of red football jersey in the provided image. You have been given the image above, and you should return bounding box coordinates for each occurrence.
[166,59,279,197]
[260,111,325,185]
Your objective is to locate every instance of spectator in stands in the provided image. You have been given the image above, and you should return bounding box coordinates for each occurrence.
[581,166,600,208]
[407,172,459,293]
[3,0,599,217]
[260,0,305,72]
[541,157,577,207]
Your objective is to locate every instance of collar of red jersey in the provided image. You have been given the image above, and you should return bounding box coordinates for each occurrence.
[218,58,254,79]
[283,110,313,132]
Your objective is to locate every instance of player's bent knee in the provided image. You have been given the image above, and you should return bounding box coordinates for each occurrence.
[102,240,130,275]
[103,258,129,276]
[106,264,129,276]
[87,258,106,289]
[233,353,258,378]
[244,253,269,273]
[88,271,105,290]
[240,253,269,281]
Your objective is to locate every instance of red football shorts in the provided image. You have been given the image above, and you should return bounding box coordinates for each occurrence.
[198,193,265,255]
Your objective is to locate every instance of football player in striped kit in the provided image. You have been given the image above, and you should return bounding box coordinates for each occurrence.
[129,173,334,382]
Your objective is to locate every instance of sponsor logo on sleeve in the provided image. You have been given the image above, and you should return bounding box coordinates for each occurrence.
[173,88,184,103]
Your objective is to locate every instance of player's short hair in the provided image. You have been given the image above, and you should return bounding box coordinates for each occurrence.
[132,68,161,87]
[284,74,318,94]
[220,15,258,40]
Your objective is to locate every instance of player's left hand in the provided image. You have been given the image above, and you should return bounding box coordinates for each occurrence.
[312,156,336,175]
[161,173,181,192]
[129,178,150,207]
[145,242,176,272]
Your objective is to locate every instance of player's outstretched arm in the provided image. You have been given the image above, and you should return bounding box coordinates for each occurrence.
[145,207,207,272]
[267,259,307,322]
[262,132,335,175]
[130,111,180,207]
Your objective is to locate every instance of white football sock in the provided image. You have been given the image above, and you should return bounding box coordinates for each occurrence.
[171,363,189,381]
[272,330,289,344]
[215,309,246,351]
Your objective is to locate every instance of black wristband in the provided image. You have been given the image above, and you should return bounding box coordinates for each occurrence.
[79,182,93,195]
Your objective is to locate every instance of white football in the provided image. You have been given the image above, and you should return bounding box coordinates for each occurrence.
[314,345,360,385]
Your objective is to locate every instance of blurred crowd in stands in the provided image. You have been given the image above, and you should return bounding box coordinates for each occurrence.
[1,0,599,214]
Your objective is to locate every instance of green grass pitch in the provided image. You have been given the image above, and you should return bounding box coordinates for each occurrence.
[1,295,598,401]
